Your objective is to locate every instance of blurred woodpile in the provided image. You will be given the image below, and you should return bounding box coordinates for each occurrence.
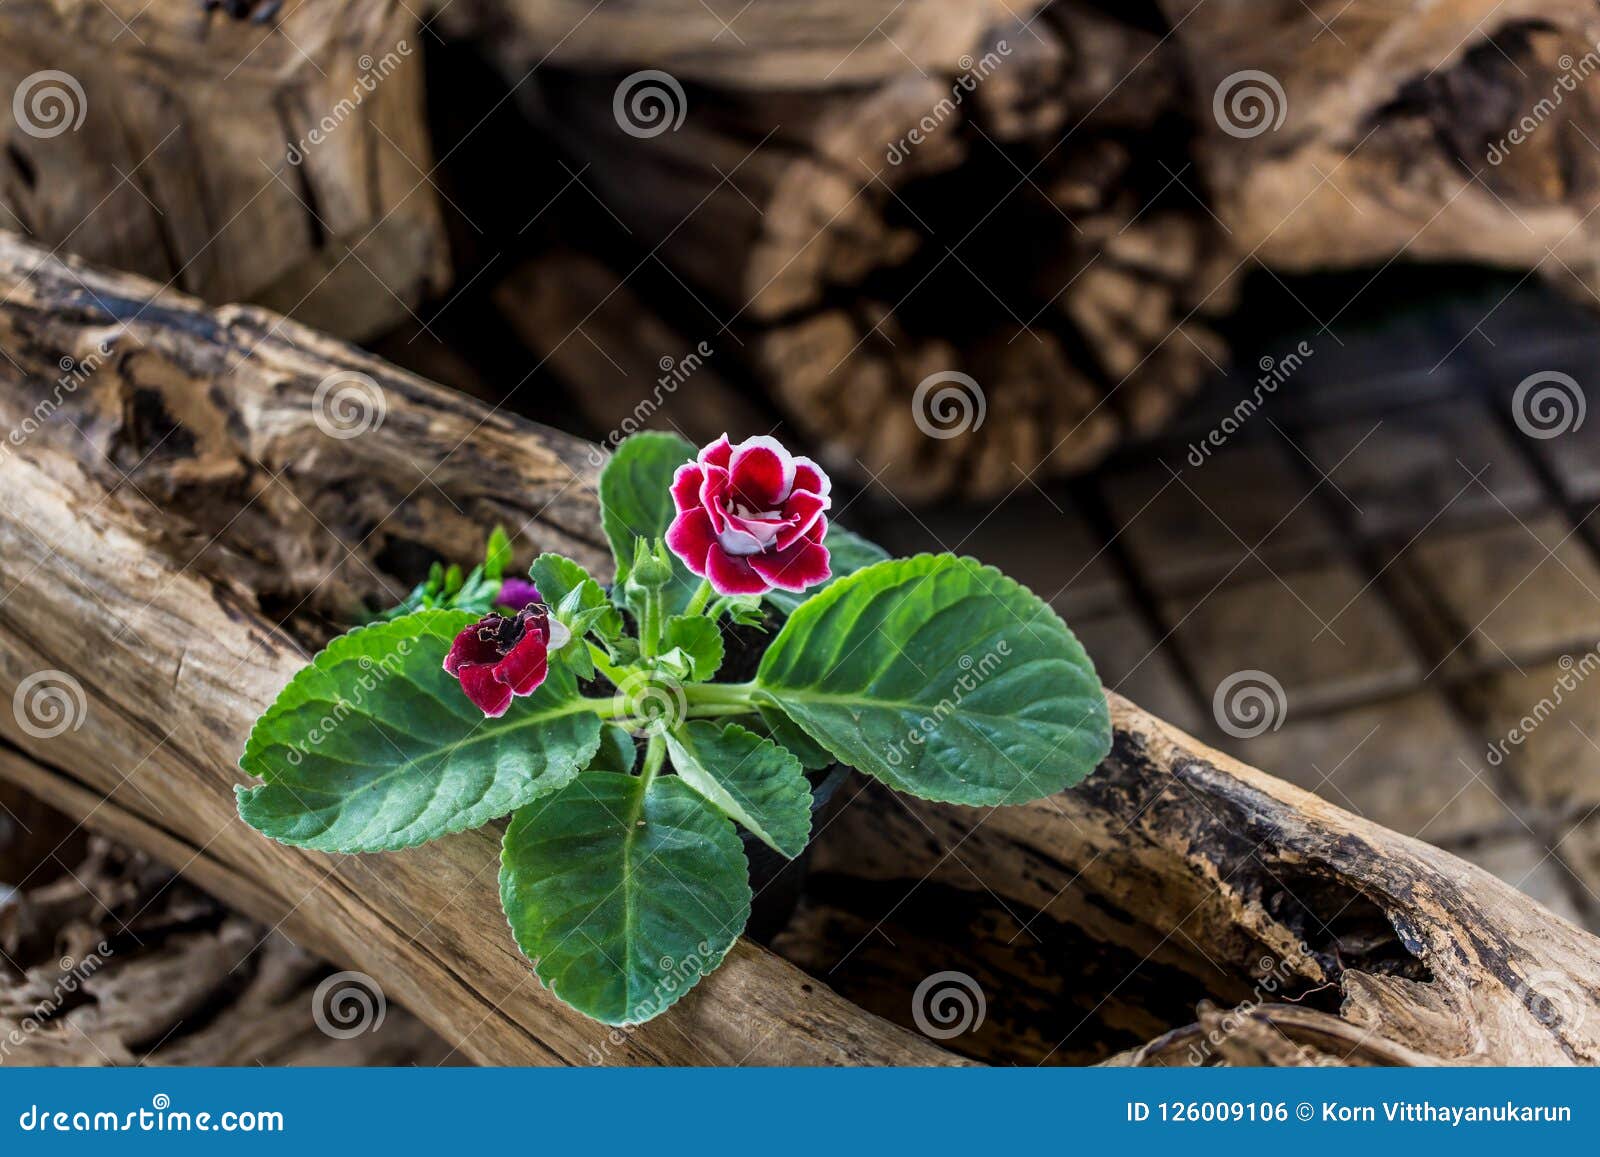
[7,0,1600,502]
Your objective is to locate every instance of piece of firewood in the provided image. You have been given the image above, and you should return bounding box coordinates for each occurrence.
[493,248,773,450]
[1166,0,1600,296]
[1,232,1598,1066]
[436,0,1045,89]
[781,702,1600,1065]
[0,0,447,340]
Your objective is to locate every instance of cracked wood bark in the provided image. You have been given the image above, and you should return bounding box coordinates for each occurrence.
[0,232,1598,1065]
[781,709,1600,1065]
[0,0,447,341]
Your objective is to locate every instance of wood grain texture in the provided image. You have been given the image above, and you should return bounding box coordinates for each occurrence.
[436,0,1044,89]
[1165,0,1600,295]
[0,232,1598,1066]
[0,0,447,340]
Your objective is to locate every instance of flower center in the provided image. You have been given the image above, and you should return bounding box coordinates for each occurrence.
[476,607,543,655]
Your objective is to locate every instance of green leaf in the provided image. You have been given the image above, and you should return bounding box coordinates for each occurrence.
[662,615,724,682]
[533,553,622,643]
[530,553,591,607]
[758,703,833,770]
[755,555,1110,806]
[484,525,512,582]
[588,724,638,773]
[597,432,699,614]
[500,773,751,1025]
[237,610,602,853]
[764,523,891,616]
[665,722,812,857]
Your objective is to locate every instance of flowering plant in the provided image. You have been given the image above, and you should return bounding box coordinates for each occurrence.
[236,432,1110,1026]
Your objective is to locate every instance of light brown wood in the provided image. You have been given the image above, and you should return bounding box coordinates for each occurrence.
[2,232,1599,1066]
[437,0,1044,89]
[1164,0,1600,296]
[0,0,447,340]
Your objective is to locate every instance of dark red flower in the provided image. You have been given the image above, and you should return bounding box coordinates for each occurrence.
[665,435,832,596]
[443,606,568,717]
[496,576,542,612]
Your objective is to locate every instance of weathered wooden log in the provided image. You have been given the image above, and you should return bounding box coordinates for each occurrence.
[1,232,1599,1066]
[786,708,1600,1065]
[1160,0,1600,295]
[0,0,448,340]
[436,0,1045,89]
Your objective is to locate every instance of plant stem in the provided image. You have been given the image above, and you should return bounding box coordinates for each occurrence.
[586,642,627,685]
[683,703,758,719]
[639,732,666,792]
[638,586,662,660]
[683,680,758,708]
[685,579,714,617]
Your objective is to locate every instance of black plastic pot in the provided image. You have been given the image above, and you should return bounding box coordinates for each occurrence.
[743,763,851,942]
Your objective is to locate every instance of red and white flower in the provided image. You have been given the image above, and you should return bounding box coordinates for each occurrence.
[443,606,569,718]
[665,434,832,596]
